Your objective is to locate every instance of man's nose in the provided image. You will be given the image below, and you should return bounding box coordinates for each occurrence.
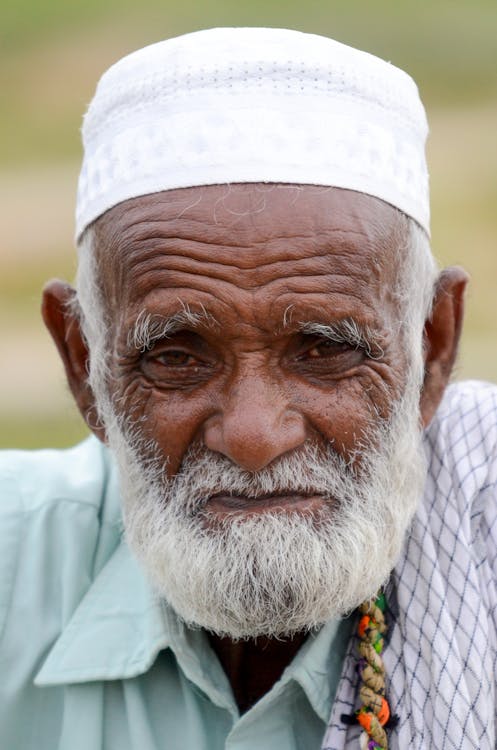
[203,375,307,472]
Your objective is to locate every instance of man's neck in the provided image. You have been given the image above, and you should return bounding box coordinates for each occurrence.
[207,631,308,713]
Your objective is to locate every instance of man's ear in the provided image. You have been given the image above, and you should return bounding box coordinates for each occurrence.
[41,279,107,443]
[419,266,469,427]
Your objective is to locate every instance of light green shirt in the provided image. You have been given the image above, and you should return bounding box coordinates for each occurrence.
[0,437,352,750]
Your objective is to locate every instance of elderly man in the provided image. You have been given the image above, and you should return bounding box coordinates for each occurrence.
[1,27,495,750]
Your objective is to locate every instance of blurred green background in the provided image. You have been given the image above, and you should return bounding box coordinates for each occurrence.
[1,0,496,448]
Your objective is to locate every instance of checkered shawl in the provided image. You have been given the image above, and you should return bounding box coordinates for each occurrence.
[321,380,497,750]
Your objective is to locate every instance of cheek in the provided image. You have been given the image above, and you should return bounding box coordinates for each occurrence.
[302,390,369,456]
[294,370,398,460]
[116,380,214,474]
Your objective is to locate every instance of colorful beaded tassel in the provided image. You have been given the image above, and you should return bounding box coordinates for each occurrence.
[356,592,391,750]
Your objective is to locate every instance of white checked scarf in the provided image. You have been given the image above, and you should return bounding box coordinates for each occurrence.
[322,380,497,750]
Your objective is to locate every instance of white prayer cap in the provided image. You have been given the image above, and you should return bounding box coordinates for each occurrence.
[76,27,430,240]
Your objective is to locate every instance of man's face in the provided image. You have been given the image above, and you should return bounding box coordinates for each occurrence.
[83,185,426,637]
[95,184,410,487]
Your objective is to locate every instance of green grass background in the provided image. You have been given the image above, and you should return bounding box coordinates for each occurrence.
[1,0,496,448]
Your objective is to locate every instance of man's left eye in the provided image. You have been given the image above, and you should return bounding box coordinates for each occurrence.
[305,340,351,358]
[293,338,365,376]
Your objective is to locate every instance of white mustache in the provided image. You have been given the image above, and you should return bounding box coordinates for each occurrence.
[141,441,367,518]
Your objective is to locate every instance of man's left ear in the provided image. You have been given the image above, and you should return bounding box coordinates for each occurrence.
[420,266,469,427]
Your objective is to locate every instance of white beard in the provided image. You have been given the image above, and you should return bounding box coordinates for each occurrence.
[105,384,426,639]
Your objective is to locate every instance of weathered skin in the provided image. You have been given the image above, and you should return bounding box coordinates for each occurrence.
[42,184,467,711]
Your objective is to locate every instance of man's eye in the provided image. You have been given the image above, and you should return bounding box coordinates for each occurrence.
[139,345,214,389]
[155,350,194,367]
[293,337,365,377]
[304,340,350,359]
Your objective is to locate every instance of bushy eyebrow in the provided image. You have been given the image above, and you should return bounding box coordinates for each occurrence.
[298,319,384,360]
[127,305,383,359]
[127,303,219,352]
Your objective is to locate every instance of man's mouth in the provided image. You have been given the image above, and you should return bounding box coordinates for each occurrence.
[206,492,328,515]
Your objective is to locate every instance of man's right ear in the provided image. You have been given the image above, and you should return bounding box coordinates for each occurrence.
[41,279,107,443]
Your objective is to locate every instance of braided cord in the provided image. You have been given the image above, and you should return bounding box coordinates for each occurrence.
[356,592,391,750]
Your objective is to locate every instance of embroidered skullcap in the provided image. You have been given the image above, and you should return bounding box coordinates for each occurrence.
[76,27,430,240]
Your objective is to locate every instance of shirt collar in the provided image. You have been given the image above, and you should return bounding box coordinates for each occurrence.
[35,541,169,686]
[282,614,355,723]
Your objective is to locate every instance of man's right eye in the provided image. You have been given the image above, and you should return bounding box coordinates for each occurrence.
[140,341,216,389]
[154,349,196,367]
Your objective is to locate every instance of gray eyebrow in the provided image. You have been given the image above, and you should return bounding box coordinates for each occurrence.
[298,319,384,360]
[127,303,219,352]
[127,306,383,358]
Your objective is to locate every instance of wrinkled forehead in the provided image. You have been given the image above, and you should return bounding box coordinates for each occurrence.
[92,183,406,272]
[87,184,408,330]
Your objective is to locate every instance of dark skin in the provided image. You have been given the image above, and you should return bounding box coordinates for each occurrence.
[42,184,467,712]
